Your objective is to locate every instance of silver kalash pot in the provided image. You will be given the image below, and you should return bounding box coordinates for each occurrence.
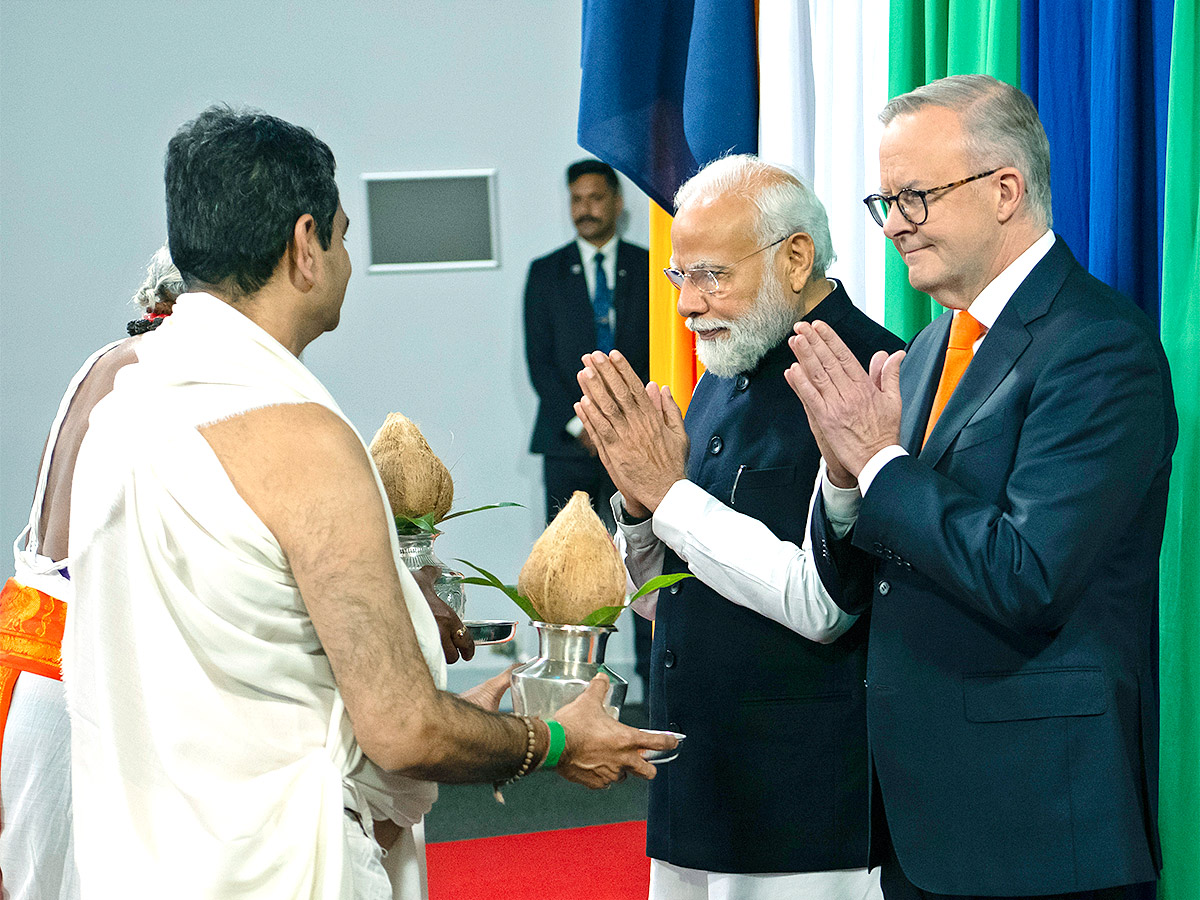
[394,533,516,645]
[394,533,465,616]
[511,622,628,719]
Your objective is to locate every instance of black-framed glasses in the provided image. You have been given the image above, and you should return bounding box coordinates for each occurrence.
[663,235,789,295]
[863,169,999,227]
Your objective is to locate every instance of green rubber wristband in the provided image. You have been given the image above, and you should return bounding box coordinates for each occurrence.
[543,719,566,768]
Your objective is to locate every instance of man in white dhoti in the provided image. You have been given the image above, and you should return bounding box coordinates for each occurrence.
[64,107,674,900]
[0,246,183,900]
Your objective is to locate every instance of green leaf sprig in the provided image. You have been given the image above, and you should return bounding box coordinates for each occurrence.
[394,501,524,536]
[579,572,693,626]
[456,560,692,627]
[456,558,541,621]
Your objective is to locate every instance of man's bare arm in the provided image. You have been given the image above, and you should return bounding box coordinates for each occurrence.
[201,403,671,784]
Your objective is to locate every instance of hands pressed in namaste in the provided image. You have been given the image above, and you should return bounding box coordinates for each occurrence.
[575,350,690,519]
[784,321,906,487]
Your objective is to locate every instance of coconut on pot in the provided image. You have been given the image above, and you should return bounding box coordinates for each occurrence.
[369,412,454,522]
[518,491,627,625]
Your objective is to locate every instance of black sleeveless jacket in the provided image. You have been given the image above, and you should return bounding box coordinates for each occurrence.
[646,284,903,873]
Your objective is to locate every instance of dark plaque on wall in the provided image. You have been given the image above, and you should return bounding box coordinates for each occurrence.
[363,169,499,272]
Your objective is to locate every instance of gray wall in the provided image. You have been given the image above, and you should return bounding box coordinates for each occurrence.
[0,1,651,695]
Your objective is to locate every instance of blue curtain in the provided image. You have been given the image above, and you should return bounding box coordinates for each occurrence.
[1021,0,1174,324]
[577,0,758,210]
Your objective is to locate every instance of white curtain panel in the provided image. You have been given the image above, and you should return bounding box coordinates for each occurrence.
[758,0,817,183]
[758,0,890,326]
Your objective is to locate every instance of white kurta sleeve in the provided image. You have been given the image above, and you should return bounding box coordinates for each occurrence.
[611,492,667,620]
[821,467,863,540]
[647,463,858,643]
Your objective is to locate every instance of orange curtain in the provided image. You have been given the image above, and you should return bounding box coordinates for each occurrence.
[647,201,703,415]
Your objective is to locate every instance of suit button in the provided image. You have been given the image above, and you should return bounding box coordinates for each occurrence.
[663,650,676,668]
[708,435,723,455]
[878,581,891,596]
[735,374,750,391]
[669,582,681,594]
[669,721,679,732]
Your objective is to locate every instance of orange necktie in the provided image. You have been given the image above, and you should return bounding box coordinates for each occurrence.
[923,310,985,446]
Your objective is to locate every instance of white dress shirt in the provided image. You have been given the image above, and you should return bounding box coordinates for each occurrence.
[566,236,621,439]
[576,234,620,300]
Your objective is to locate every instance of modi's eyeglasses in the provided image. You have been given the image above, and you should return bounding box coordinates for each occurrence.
[663,235,789,294]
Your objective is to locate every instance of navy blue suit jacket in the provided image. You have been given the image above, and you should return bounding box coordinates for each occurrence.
[648,284,903,873]
[813,238,1176,895]
[523,239,649,457]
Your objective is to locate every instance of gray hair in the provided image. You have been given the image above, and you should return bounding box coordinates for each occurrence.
[881,74,1053,229]
[673,154,836,277]
[132,244,185,311]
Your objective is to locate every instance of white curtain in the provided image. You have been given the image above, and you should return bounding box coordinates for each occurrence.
[758,0,890,326]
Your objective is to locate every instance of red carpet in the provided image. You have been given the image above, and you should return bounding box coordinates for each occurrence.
[426,820,650,900]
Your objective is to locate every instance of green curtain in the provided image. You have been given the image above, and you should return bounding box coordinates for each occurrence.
[1157,2,1199,898]
[884,0,1022,340]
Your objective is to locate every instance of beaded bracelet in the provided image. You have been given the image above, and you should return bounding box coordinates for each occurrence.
[492,715,539,804]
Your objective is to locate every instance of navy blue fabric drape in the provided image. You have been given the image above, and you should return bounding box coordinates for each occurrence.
[577,0,758,211]
[1021,0,1175,324]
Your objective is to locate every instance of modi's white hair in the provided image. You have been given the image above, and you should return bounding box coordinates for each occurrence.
[673,154,835,276]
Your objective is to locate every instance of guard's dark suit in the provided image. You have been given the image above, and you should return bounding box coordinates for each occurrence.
[524,239,650,465]
[813,238,1176,896]
[523,240,649,525]
[648,283,903,873]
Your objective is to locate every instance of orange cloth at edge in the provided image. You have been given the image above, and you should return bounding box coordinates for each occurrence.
[648,201,704,416]
[0,577,68,767]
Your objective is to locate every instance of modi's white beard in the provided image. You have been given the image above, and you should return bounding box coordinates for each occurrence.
[686,264,800,377]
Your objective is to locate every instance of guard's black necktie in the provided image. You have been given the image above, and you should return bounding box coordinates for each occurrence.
[592,252,614,353]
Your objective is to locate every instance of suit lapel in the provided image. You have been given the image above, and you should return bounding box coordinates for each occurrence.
[919,316,1030,464]
[612,240,630,315]
[917,236,1073,465]
[563,242,589,307]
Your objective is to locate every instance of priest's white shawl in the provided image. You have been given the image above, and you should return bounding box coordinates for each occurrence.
[64,292,447,899]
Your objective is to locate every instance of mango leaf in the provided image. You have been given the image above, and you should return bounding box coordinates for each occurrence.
[631,571,693,602]
[580,573,695,627]
[394,502,521,536]
[394,512,440,535]
[580,605,626,627]
[440,501,524,522]
[456,558,541,621]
